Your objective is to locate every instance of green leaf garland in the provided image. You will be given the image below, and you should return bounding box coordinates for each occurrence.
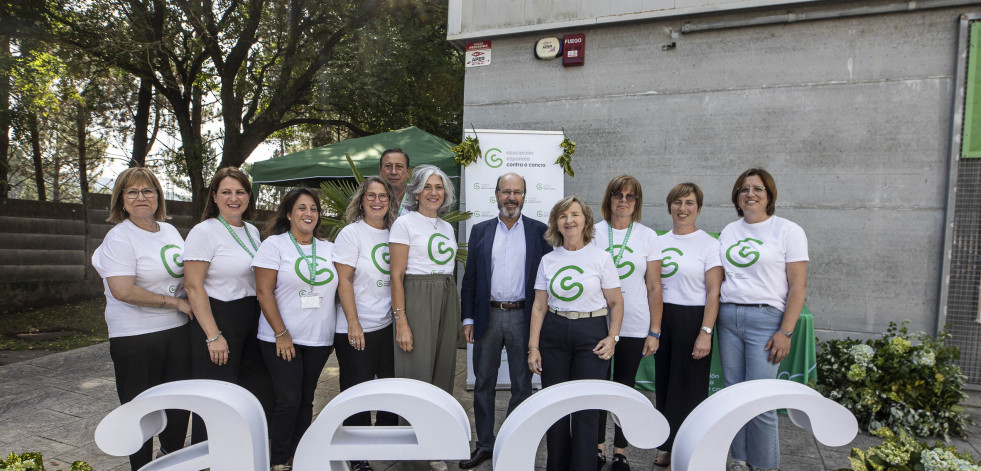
[556,135,576,177]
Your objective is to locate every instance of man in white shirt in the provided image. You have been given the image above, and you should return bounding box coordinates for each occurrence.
[459,173,552,468]
[378,148,412,215]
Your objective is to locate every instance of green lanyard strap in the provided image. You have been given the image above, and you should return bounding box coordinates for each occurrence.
[218,215,259,257]
[289,231,317,286]
[607,221,633,266]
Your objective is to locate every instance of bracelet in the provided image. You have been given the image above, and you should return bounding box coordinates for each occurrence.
[205,331,222,344]
[527,346,540,354]
[159,295,167,308]
[778,328,793,339]
[394,314,405,321]
[393,308,405,313]
[275,328,289,338]
[648,331,661,339]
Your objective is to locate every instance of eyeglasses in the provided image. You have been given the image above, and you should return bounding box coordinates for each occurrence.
[739,185,766,195]
[124,188,157,199]
[364,192,390,201]
[611,191,636,203]
[496,189,525,197]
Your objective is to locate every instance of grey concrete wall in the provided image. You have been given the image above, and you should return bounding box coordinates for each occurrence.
[461,5,967,337]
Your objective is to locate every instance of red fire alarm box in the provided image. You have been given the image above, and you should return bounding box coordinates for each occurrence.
[562,34,585,67]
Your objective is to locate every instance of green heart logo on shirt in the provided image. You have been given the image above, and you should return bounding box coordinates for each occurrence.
[605,244,635,280]
[371,243,391,275]
[428,233,454,265]
[661,247,683,278]
[550,265,585,302]
[159,244,184,278]
[726,238,763,268]
[294,255,334,286]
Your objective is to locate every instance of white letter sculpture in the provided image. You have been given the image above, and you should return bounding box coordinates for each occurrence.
[94,379,268,471]
[292,378,471,471]
[671,379,859,471]
[493,380,668,470]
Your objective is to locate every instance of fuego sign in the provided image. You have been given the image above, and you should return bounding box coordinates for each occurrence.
[96,378,857,471]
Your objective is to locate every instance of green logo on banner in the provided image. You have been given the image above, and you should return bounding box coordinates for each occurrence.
[160,244,184,278]
[428,233,454,265]
[473,182,480,190]
[606,244,635,279]
[726,238,763,268]
[484,148,503,168]
[550,265,584,301]
[661,247,684,278]
[536,183,543,190]
[371,243,390,275]
[536,210,544,217]
[294,255,334,286]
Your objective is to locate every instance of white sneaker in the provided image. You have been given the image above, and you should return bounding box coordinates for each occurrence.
[429,461,448,471]
[270,465,292,471]
[727,460,750,471]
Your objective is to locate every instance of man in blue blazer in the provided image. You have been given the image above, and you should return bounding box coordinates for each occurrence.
[459,173,552,468]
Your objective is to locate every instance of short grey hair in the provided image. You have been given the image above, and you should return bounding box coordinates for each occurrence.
[403,164,456,216]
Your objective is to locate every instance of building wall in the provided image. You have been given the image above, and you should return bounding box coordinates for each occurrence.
[460,4,970,338]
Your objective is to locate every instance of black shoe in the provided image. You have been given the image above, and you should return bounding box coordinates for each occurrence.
[459,448,492,469]
[350,461,373,471]
[612,453,630,471]
[597,449,607,471]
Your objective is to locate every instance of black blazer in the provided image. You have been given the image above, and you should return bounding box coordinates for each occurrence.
[460,215,552,340]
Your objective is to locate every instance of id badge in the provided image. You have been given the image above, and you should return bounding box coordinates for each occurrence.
[300,292,322,309]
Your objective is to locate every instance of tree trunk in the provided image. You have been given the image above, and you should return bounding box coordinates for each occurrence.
[130,78,152,167]
[28,113,45,201]
[77,100,89,206]
[0,34,10,198]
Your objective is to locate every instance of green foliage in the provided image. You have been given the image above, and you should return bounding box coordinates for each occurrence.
[451,126,481,166]
[1,451,43,470]
[556,136,576,177]
[816,322,972,440]
[837,427,980,471]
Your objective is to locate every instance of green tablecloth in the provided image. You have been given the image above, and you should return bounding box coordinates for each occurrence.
[634,305,816,394]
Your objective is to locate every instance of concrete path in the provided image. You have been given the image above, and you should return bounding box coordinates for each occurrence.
[0,343,978,470]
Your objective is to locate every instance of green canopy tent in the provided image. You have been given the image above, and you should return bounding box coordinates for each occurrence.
[249,126,459,192]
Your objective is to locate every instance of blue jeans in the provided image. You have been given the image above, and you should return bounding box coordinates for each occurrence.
[472,307,533,452]
[717,303,782,469]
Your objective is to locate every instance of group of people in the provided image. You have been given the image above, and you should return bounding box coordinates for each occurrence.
[93,147,807,471]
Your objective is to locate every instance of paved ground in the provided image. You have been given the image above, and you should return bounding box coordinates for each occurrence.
[0,343,978,470]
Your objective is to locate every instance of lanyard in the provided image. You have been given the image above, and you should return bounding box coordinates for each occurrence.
[607,222,633,266]
[218,215,259,257]
[399,193,407,214]
[289,231,317,287]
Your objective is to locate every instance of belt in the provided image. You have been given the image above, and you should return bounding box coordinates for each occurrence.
[490,300,525,310]
[548,308,608,319]
[732,303,771,309]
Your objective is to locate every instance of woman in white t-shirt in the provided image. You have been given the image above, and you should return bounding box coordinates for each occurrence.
[389,165,459,471]
[333,176,400,471]
[653,183,723,470]
[591,175,662,471]
[718,169,808,471]
[91,167,191,469]
[252,188,339,471]
[527,196,624,471]
[183,166,273,445]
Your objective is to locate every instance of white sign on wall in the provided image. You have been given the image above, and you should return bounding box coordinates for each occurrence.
[463,129,565,389]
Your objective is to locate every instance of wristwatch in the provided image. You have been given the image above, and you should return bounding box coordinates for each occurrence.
[612,334,620,343]
[779,328,793,339]
[700,326,713,335]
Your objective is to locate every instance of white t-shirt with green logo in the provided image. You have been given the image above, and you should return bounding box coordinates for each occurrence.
[183,218,261,302]
[92,219,189,338]
[333,220,393,334]
[592,221,662,338]
[535,244,621,313]
[389,211,458,275]
[658,230,723,307]
[719,216,808,312]
[251,233,338,347]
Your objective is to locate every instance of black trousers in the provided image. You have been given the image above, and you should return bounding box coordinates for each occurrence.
[108,322,191,470]
[260,340,332,465]
[654,303,712,452]
[333,324,398,426]
[189,296,274,444]
[597,336,645,449]
[540,313,609,471]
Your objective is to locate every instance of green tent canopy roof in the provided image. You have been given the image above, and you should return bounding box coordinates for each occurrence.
[250,126,458,185]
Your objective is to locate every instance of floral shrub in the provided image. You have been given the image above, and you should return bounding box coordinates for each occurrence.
[838,427,980,471]
[0,452,92,471]
[816,321,972,440]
